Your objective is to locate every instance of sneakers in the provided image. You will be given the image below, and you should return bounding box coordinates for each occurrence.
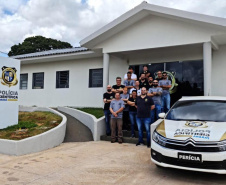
[118,140,122,144]
[136,142,144,146]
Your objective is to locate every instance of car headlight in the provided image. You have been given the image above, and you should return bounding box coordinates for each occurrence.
[153,131,159,143]
[218,141,226,151]
[153,131,167,147]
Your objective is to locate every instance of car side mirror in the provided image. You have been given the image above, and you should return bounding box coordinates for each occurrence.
[159,113,166,119]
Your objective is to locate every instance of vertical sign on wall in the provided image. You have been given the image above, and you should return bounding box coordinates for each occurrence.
[0,57,20,129]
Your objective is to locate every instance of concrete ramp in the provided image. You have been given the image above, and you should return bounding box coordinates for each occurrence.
[57,110,93,142]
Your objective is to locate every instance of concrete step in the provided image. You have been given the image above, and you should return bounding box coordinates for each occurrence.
[122,130,147,138]
[100,135,148,145]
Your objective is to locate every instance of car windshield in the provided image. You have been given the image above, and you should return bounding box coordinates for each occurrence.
[166,100,226,122]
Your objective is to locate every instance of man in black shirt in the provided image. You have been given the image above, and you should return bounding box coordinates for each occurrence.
[142,65,151,79]
[139,73,149,89]
[148,76,153,90]
[155,71,163,81]
[103,85,115,136]
[127,90,138,138]
[112,77,125,94]
[135,87,155,147]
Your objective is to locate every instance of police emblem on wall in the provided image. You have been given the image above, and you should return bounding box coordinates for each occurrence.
[1,66,18,87]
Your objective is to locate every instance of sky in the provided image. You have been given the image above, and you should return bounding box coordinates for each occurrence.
[0,0,226,55]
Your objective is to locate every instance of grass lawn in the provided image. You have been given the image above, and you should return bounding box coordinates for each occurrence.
[76,108,104,119]
[0,111,62,140]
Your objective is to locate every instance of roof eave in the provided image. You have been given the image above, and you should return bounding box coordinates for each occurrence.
[80,2,226,49]
[20,50,102,64]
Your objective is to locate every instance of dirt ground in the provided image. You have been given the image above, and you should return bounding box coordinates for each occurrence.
[0,141,226,185]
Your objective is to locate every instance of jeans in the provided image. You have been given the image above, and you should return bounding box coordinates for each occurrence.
[104,110,111,135]
[136,117,151,145]
[123,111,129,130]
[129,111,137,136]
[151,104,162,123]
[161,93,170,113]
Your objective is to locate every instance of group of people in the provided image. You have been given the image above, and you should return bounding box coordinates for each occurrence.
[103,65,172,147]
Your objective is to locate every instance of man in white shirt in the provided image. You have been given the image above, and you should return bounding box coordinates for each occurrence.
[124,66,137,81]
[130,80,141,96]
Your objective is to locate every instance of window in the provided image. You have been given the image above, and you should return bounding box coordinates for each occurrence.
[20,74,28,89]
[56,71,69,88]
[166,100,226,122]
[89,68,103,88]
[32,72,44,89]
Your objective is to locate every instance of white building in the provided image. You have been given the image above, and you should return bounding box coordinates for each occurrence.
[14,2,226,107]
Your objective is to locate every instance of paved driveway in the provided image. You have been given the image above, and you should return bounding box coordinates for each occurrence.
[0,141,226,185]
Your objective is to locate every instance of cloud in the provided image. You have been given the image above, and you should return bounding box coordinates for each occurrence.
[0,0,28,15]
[1,0,226,54]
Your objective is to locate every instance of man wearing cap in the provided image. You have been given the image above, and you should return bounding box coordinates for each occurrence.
[124,66,137,81]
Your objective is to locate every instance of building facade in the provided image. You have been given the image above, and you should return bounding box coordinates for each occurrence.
[14,2,226,107]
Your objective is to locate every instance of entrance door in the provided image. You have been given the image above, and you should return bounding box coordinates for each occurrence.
[131,60,204,105]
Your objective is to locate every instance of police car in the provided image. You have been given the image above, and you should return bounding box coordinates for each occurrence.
[151,96,226,174]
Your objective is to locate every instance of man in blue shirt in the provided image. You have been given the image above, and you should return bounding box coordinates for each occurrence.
[159,72,172,113]
[148,80,162,123]
[110,92,124,144]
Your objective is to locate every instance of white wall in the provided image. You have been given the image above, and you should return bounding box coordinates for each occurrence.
[20,56,129,107]
[212,45,226,96]
[95,15,225,53]
[109,55,128,86]
[20,57,104,107]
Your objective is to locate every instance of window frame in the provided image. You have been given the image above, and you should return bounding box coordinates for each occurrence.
[20,73,28,90]
[32,72,44,89]
[56,70,69,89]
[89,68,103,88]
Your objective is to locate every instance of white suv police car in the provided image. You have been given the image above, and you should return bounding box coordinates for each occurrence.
[151,96,226,174]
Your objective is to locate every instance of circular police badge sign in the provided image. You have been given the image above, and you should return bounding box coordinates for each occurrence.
[1,66,18,87]
[185,121,208,128]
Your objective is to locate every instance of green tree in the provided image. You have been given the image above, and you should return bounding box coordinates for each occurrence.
[8,36,73,56]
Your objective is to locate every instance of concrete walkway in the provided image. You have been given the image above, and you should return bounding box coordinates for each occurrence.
[0,141,226,185]
[57,110,94,142]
